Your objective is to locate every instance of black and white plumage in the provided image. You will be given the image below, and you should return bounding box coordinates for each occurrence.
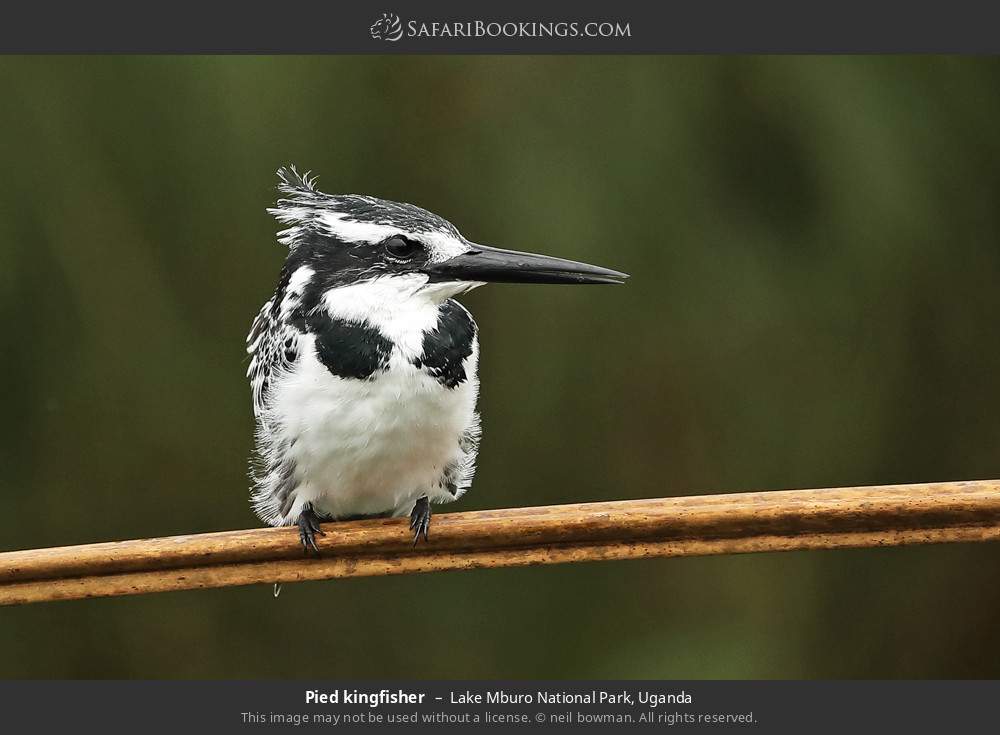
[247,166,626,551]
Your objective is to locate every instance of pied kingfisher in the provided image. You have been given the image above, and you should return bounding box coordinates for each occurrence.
[247,166,627,552]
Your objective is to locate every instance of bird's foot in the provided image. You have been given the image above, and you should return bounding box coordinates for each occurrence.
[409,496,431,545]
[297,504,326,555]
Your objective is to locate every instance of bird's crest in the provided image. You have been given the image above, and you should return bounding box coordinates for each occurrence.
[267,164,463,251]
[276,164,319,198]
[268,165,332,249]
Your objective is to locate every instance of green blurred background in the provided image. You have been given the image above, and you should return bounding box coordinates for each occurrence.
[2,56,1000,679]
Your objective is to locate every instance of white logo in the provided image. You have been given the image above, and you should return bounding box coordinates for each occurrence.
[370,13,403,42]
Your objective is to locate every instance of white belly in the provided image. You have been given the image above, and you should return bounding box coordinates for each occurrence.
[267,334,479,521]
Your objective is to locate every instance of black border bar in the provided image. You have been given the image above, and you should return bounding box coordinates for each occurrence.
[2,0,1000,53]
[1,680,998,733]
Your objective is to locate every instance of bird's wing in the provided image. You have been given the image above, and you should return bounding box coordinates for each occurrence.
[246,295,299,418]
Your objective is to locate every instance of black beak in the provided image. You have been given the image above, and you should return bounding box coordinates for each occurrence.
[425,243,629,285]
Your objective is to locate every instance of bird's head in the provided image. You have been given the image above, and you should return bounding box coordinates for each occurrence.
[268,165,628,310]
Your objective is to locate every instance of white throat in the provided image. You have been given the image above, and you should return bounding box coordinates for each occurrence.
[321,274,482,360]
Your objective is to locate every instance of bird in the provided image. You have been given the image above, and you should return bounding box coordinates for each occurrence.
[246,166,628,554]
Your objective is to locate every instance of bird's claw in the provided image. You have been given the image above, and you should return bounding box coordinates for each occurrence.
[409,496,431,546]
[297,505,326,556]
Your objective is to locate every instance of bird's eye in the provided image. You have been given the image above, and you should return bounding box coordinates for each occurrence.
[384,236,421,260]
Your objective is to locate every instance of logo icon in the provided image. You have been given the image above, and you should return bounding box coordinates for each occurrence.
[370,13,403,42]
